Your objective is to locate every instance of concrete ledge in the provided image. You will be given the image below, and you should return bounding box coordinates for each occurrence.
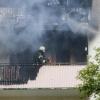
[0,88,80,97]
[0,96,84,100]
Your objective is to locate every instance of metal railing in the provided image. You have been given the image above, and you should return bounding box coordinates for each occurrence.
[0,64,42,85]
[0,63,85,86]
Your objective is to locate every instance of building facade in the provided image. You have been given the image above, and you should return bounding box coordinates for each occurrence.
[0,0,99,100]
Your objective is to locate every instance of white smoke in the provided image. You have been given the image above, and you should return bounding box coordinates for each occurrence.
[0,0,47,53]
[0,0,94,53]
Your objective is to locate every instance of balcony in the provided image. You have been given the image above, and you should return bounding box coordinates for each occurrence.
[0,64,84,87]
[0,64,86,98]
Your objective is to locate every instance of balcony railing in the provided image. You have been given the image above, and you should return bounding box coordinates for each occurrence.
[0,64,42,85]
[0,64,85,89]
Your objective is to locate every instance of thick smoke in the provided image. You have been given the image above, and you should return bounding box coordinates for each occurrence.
[0,0,47,53]
[0,0,93,54]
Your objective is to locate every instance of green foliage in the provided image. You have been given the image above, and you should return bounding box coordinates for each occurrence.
[78,48,100,98]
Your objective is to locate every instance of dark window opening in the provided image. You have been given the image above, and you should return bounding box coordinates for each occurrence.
[43,30,88,65]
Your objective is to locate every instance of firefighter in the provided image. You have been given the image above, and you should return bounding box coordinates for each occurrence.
[33,46,47,65]
[31,46,48,80]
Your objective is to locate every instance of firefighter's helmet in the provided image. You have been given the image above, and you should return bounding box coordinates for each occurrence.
[39,46,45,52]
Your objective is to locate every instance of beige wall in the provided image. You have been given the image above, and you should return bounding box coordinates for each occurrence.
[91,0,100,28]
[89,0,100,57]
